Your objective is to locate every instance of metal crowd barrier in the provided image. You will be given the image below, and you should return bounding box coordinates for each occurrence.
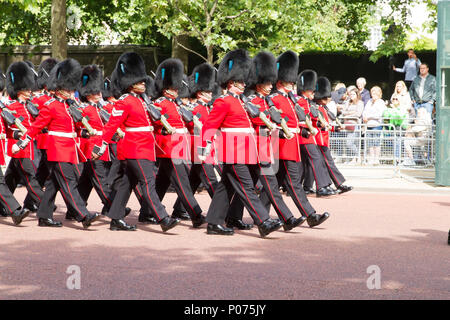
[328,120,435,169]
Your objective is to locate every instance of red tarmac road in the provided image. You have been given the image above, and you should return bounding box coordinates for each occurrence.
[0,188,449,300]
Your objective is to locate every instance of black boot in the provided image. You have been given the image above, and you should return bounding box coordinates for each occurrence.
[38,218,63,227]
[172,209,191,221]
[192,214,207,228]
[159,216,180,232]
[316,187,335,197]
[337,185,353,194]
[306,212,330,228]
[206,223,234,235]
[110,219,137,231]
[258,218,283,238]
[11,208,30,225]
[225,217,253,230]
[138,215,158,224]
[282,216,307,231]
[82,213,101,229]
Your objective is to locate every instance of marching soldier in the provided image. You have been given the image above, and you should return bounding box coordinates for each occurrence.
[313,76,353,194]
[92,52,180,232]
[11,58,101,228]
[4,62,45,211]
[226,51,306,231]
[152,58,206,228]
[201,49,283,237]
[266,51,330,227]
[296,69,336,197]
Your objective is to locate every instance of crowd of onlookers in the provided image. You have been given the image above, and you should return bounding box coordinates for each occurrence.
[327,50,436,166]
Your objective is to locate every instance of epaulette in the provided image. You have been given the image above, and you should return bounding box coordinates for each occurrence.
[44,98,56,106]
[118,93,129,101]
[33,93,45,99]
[5,100,16,106]
[268,93,278,100]
[155,97,166,104]
[248,94,257,101]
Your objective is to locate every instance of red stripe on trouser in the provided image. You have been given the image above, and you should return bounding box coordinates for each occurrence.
[136,160,160,220]
[283,161,309,217]
[58,163,85,218]
[231,164,263,224]
[0,192,13,214]
[257,163,287,222]
[201,164,214,193]
[19,159,41,201]
[90,161,111,205]
[304,145,319,187]
[170,160,195,214]
[319,147,341,187]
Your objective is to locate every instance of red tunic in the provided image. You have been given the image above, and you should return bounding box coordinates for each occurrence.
[0,117,7,166]
[4,100,35,159]
[80,103,110,161]
[314,104,333,147]
[32,93,52,150]
[100,93,156,161]
[153,97,190,161]
[191,101,216,164]
[202,93,259,164]
[269,92,302,161]
[19,97,86,164]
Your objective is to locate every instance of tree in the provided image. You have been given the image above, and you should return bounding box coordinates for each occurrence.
[51,0,67,60]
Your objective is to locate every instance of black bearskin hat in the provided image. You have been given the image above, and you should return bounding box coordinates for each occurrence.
[217,49,251,88]
[297,69,318,93]
[189,63,216,94]
[79,65,103,101]
[101,77,113,99]
[178,74,191,99]
[144,75,158,99]
[276,50,299,83]
[314,76,332,100]
[109,69,123,99]
[37,58,59,90]
[246,51,277,89]
[114,52,148,93]
[6,61,36,99]
[47,58,82,91]
[154,58,184,95]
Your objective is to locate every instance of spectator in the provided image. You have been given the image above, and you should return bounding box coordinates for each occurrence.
[331,83,347,105]
[393,49,421,89]
[409,63,436,117]
[402,108,432,166]
[341,88,364,164]
[362,86,386,165]
[390,80,414,123]
[356,77,371,106]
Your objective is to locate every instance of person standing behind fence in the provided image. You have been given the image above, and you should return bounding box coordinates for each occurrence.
[392,49,421,89]
[409,63,436,117]
[390,80,414,124]
[341,88,364,164]
[362,86,386,165]
[356,77,371,106]
[402,108,432,166]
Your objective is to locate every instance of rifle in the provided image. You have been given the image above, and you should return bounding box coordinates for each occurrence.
[174,97,194,123]
[25,100,40,118]
[140,93,175,134]
[192,113,203,136]
[239,94,276,131]
[287,92,319,136]
[66,99,97,136]
[97,100,125,138]
[265,96,294,139]
[0,100,27,135]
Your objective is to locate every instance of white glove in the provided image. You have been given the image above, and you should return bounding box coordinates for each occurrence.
[12,144,21,154]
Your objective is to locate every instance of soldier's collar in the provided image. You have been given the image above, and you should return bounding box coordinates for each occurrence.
[227,91,239,99]
[276,90,288,98]
[197,100,207,107]
[53,95,65,103]
[255,92,266,99]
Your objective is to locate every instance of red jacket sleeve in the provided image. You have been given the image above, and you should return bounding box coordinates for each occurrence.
[100,100,129,144]
[201,98,228,146]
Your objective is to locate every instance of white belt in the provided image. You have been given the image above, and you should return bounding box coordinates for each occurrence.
[221,127,255,133]
[288,127,300,134]
[174,128,188,134]
[48,131,76,138]
[125,126,154,132]
[93,131,103,136]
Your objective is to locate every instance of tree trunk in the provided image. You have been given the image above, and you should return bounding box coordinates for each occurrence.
[206,45,213,65]
[172,35,189,73]
[51,0,67,60]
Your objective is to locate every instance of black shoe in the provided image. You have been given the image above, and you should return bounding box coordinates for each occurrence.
[24,202,39,213]
[65,211,76,221]
[303,187,315,195]
[225,217,253,230]
[206,223,234,235]
[138,215,158,224]
[282,216,307,231]
[125,207,131,217]
[258,218,283,238]
[337,185,353,194]
[11,208,30,225]
[110,219,137,231]
[307,212,330,228]
[316,187,335,197]
[172,210,191,221]
[101,206,108,216]
[38,218,63,227]
[0,207,8,217]
[159,216,180,232]
[192,214,207,228]
[82,213,101,229]
[326,186,337,194]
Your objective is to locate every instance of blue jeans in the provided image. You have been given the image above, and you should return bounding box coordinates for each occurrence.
[414,102,433,115]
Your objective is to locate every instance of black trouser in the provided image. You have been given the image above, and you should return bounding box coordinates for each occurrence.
[172,163,219,214]
[37,161,90,222]
[300,144,332,190]
[0,167,21,215]
[274,160,316,217]
[107,159,168,221]
[5,158,44,207]
[154,158,203,219]
[24,149,51,209]
[77,160,114,209]
[318,146,345,188]
[227,163,294,223]
[206,163,270,226]
[106,143,121,189]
